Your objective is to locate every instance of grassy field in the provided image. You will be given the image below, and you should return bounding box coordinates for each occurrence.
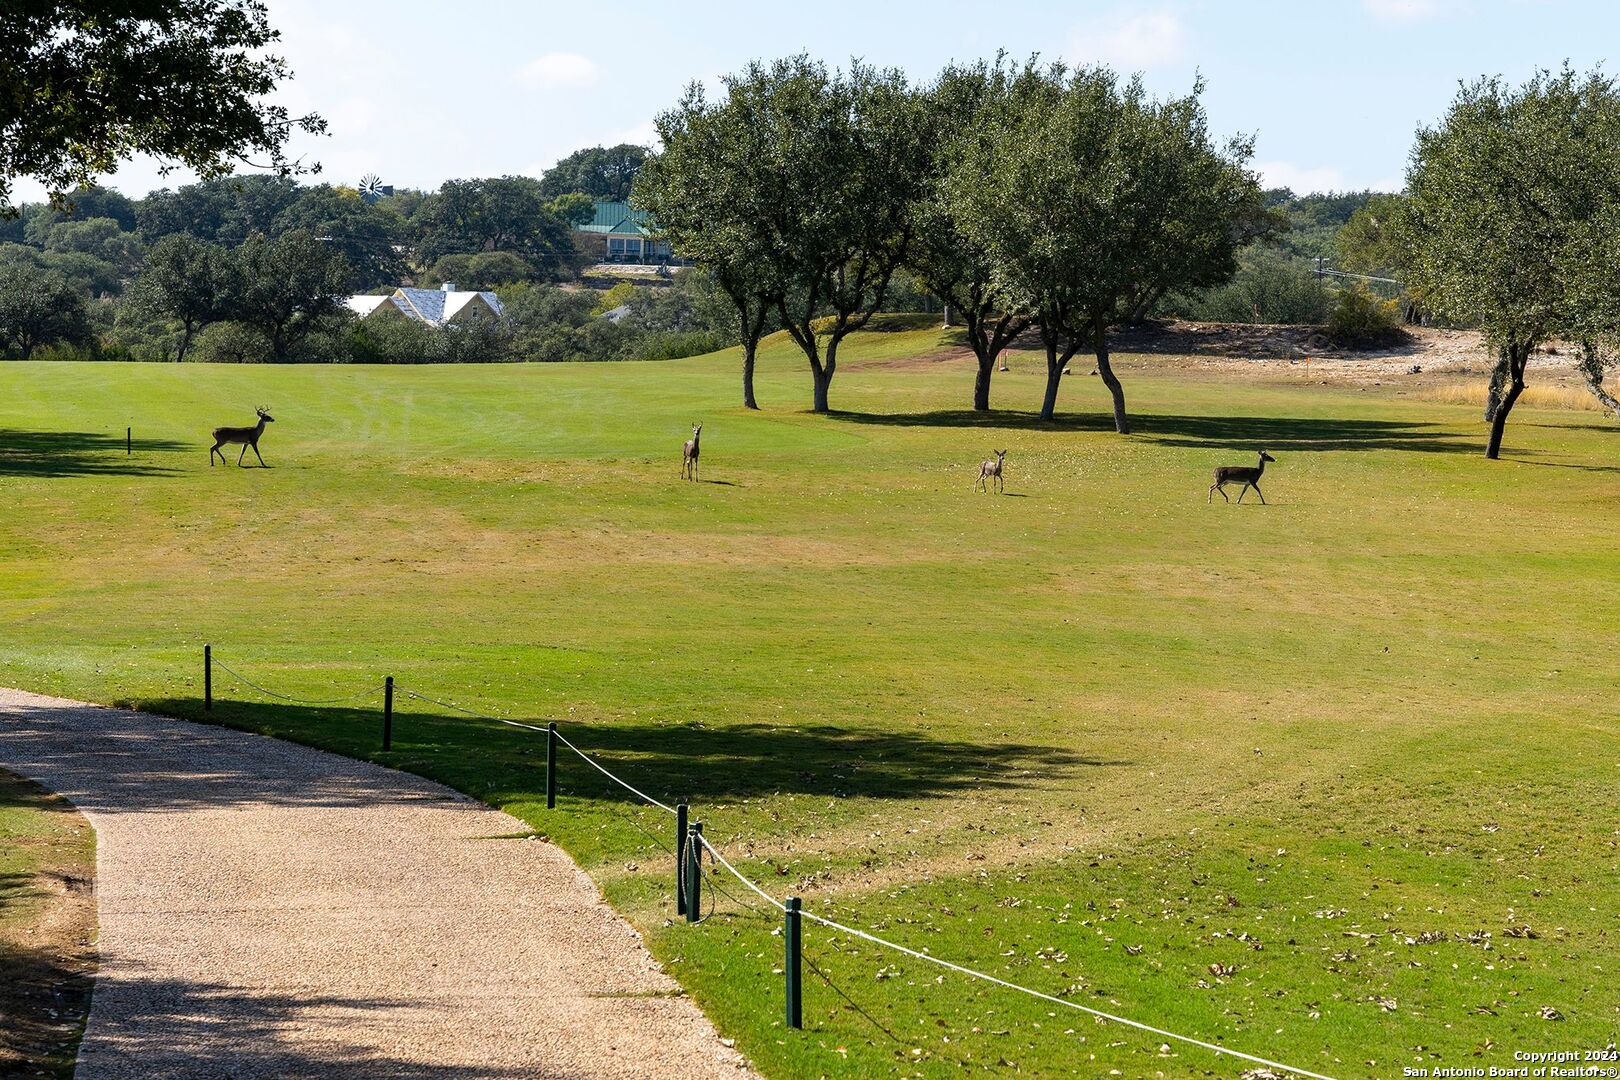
[0,768,95,1077]
[2,328,1618,1078]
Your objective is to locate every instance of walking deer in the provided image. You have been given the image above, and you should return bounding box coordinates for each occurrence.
[681,422,702,481]
[976,449,1008,493]
[210,406,275,467]
[1208,450,1275,504]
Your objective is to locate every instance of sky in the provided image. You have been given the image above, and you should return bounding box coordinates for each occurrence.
[17,0,1617,202]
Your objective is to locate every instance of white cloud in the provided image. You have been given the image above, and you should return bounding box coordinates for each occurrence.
[1069,9,1188,71]
[1257,160,1402,194]
[1362,0,1442,21]
[517,52,598,89]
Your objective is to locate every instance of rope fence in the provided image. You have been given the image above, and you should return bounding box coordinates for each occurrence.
[196,644,1339,1080]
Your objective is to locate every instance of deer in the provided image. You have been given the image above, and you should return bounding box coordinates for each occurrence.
[681,422,702,481]
[975,449,1008,493]
[1208,450,1275,504]
[210,406,275,467]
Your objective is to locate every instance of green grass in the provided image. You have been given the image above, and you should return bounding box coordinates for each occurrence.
[2,329,1619,1078]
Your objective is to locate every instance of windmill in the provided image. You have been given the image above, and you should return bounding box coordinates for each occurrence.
[358,174,389,203]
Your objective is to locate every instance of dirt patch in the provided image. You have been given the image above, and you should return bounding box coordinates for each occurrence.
[0,768,95,1080]
[1110,319,1588,381]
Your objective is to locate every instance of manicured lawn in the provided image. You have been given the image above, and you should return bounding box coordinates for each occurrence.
[2,330,1617,1078]
[0,768,94,1077]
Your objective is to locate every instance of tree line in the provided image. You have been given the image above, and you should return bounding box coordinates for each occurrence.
[0,145,747,363]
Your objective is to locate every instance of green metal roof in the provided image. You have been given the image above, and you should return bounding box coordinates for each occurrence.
[574,200,653,235]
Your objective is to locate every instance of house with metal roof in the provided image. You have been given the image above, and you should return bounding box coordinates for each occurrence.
[344,283,504,327]
[572,200,676,264]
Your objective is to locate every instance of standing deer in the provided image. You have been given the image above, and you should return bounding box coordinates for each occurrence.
[1208,450,1275,504]
[975,449,1008,493]
[210,406,275,467]
[681,422,702,481]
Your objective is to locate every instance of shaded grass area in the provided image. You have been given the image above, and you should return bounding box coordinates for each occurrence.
[2,338,1619,1077]
[0,768,95,1079]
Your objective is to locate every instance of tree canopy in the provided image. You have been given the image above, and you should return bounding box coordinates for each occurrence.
[954,65,1259,425]
[539,144,649,202]
[1,1,324,214]
[0,264,91,357]
[907,58,1031,412]
[640,76,786,408]
[1400,67,1620,457]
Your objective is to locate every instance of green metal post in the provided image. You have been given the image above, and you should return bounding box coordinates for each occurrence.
[204,644,212,711]
[685,822,703,923]
[382,676,393,750]
[675,803,689,916]
[785,896,802,1028]
[546,722,557,809]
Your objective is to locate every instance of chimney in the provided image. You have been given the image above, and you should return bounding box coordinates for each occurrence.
[441,282,456,292]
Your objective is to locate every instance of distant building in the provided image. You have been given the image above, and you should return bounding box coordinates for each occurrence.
[344,283,504,327]
[571,200,676,264]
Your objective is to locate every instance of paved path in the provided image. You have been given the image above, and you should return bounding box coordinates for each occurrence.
[0,688,756,1080]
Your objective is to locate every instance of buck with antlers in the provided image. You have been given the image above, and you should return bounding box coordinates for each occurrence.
[210,406,275,467]
[1208,450,1275,504]
[680,422,702,481]
[975,449,1008,493]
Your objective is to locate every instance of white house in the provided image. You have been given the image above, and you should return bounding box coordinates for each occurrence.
[345,283,504,327]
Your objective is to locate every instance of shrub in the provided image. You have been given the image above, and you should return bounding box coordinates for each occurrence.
[1165,245,1331,324]
[590,281,639,315]
[1325,285,1409,348]
[343,314,436,362]
[190,320,273,363]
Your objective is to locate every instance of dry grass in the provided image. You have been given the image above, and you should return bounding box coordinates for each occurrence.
[1418,379,1611,412]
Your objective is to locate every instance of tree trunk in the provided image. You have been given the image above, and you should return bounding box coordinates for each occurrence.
[1094,330,1130,434]
[942,303,955,328]
[811,364,832,413]
[1484,348,1511,423]
[176,321,196,364]
[973,354,994,412]
[1485,378,1524,459]
[1484,343,1528,459]
[813,338,839,413]
[1039,341,1065,421]
[742,339,759,410]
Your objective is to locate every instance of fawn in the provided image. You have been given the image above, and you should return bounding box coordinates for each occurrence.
[976,449,1008,493]
[681,422,702,481]
[1208,450,1275,504]
[210,407,274,467]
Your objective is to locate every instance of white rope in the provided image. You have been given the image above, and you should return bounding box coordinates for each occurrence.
[275,670,1334,1078]
[551,726,678,815]
[695,833,787,911]
[796,909,1339,1080]
[395,687,550,734]
[212,658,381,706]
[392,686,676,815]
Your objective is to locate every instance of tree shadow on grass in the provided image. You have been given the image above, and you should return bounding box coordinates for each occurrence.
[60,960,533,1079]
[0,429,188,477]
[833,409,1483,454]
[113,697,1119,813]
[0,775,93,1080]
[0,940,90,1080]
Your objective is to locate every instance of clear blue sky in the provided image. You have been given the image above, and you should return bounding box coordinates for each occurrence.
[21,0,1616,201]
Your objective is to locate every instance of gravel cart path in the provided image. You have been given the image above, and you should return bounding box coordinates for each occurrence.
[0,687,755,1080]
